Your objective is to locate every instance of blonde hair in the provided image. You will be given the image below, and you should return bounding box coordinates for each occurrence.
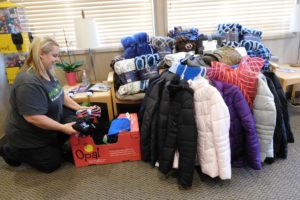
[22,36,59,78]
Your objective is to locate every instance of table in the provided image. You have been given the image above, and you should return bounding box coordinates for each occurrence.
[63,83,114,121]
[271,63,300,99]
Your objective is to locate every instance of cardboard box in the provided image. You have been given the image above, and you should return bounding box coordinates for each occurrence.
[70,113,141,167]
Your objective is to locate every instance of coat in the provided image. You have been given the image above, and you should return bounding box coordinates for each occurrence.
[253,74,276,161]
[189,78,231,179]
[139,71,176,163]
[207,56,264,108]
[140,72,197,187]
[263,71,294,143]
[264,76,288,158]
[158,77,198,188]
[212,80,262,170]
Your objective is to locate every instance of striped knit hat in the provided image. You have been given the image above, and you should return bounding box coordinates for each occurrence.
[76,105,101,118]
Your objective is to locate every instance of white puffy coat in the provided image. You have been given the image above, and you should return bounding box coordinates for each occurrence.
[253,73,276,161]
[188,78,231,180]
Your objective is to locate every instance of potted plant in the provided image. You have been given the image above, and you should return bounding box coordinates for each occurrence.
[56,60,83,86]
[56,29,83,86]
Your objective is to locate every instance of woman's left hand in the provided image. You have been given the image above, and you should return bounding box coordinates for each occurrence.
[78,105,96,111]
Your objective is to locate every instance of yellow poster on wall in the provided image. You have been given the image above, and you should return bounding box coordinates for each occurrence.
[0,32,30,53]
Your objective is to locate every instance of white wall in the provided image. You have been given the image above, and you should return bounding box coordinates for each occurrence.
[263,35,298,64]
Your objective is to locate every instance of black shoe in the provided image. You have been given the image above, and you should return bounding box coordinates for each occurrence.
[0,145,21,167]
[264,157,275,165]
[62,150,74,164]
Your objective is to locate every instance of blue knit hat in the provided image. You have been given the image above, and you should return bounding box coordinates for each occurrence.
[108,118,131,136]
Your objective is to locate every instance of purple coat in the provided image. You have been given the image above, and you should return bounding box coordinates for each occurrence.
[212,80,262,170]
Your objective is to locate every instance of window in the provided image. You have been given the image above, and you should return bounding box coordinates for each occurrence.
[167,0,294,38]
[12,0,154,49]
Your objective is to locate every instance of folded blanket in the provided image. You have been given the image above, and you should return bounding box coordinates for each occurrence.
[121,36,138,59]
[150,36,174,59]
[110,55,124,70]
[217,23,242,46]
[135,53,160,80]
[121,32,153,59]
[217,23,242,34]
[242,27,262,42]
[114,58,136,75]
[133,32,154,56]
[114,58,138,84]
[168,26,199,41]
[118,80,149,95]
[222,41,240,48]
[248,47,271,71]
[240,40,264,51]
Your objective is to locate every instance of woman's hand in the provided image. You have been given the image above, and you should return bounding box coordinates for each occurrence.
[77,105,96,111]
[61,122,79,135]
[79,106,89,110]
[78,105,96,111]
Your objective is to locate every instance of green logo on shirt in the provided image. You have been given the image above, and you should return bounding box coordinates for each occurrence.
[48,84,63,101]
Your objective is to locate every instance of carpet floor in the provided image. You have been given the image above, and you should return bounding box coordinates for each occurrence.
[0,106,300,200]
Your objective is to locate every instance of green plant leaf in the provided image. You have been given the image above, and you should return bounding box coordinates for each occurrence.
[55,60,83,72]
[55,63,66,68]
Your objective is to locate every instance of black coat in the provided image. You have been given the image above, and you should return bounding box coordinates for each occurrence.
[265,76,287,158]
[156,73,178,165]
[264,71,294,143]
[158,78,198,188]
[140,73,198,187]
[139,71,177,163]
[139,74,164,162]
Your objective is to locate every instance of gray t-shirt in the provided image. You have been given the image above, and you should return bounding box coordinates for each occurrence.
[5,68,64,148]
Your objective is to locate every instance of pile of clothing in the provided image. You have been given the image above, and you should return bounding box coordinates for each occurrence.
[217,23,271,70]
[114,24,292,188]
[112,32,176,99]
[139,56,294,188]
[111,53,160,98]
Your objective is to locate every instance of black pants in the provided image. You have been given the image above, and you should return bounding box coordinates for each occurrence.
[3,107,76,173]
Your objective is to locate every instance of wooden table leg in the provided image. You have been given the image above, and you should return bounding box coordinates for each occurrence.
[291,84,298,99]
[106,98,114,121]
[281,80,287,93]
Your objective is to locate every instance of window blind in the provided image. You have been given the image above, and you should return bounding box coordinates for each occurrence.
[11,0,154,49]
[167,0,294,38]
